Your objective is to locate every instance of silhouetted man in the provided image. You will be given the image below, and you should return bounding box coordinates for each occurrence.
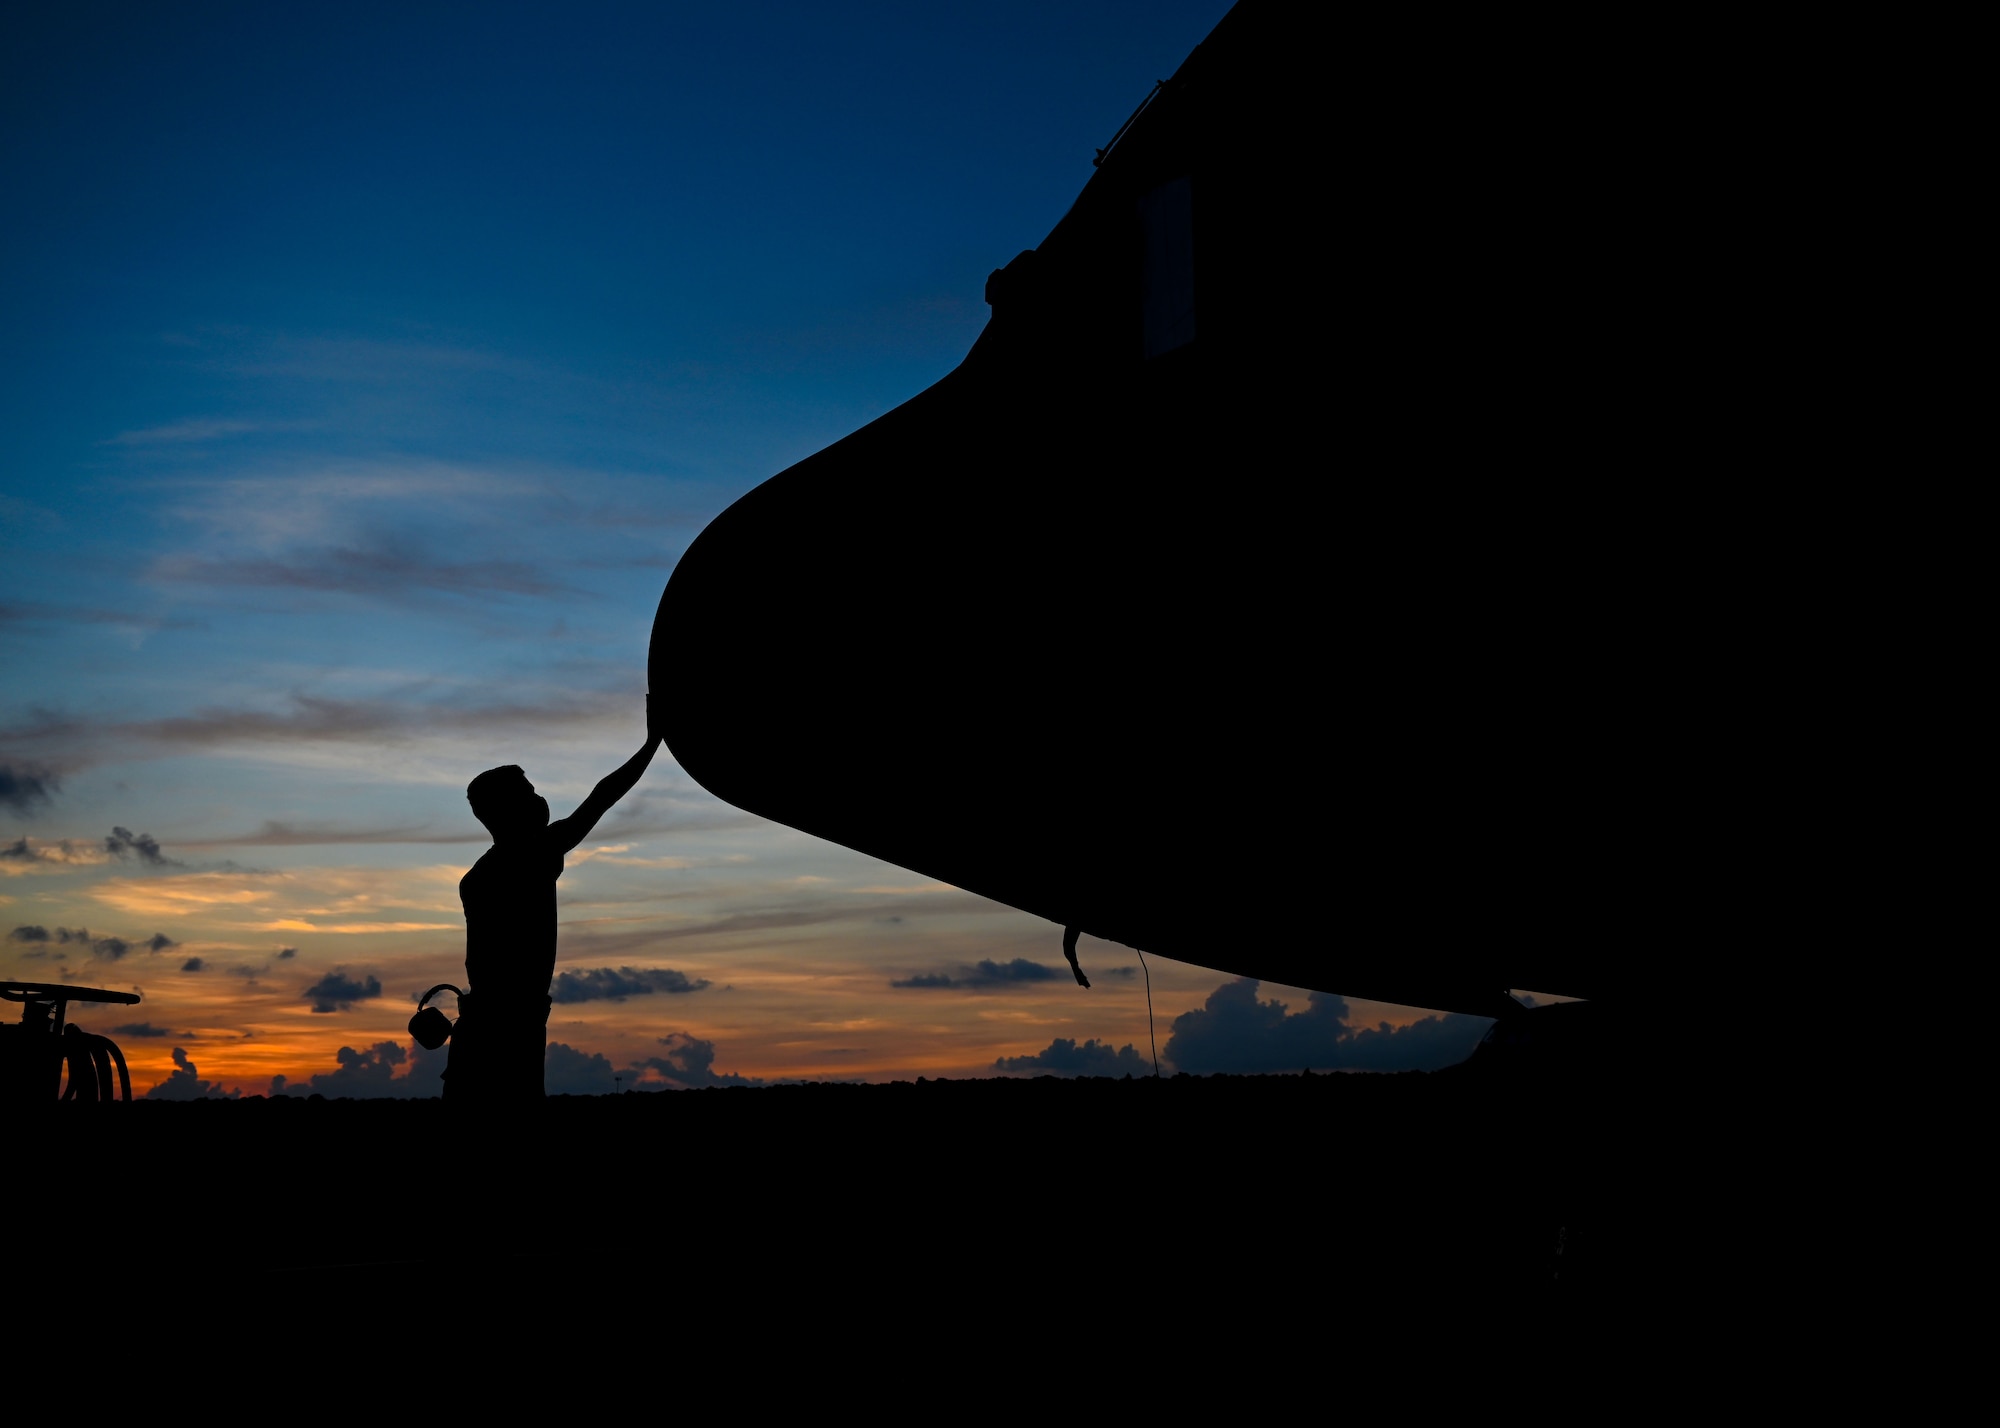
[447,713,661,1103]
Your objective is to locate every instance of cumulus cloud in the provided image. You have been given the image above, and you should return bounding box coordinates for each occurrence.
[92,936,131,961]
[293,1039,447,1098]
[7,925,49,942]
[277,946,297,959]
[549,965,711,1004]
[400,1041,448,1095]
[112,1021,172,1038]
[146,933,177,951]
[995,1037,1153,1077]
[0,765,59,814]
[630,1032,762,1090]
[546,1042,617,1095]
[105,826,179,866]
[303,968,383,1013]
[145,1047,239,1100]
[890,958,1062,991]
[1161,979,1490,1075]
[181,957,205,972]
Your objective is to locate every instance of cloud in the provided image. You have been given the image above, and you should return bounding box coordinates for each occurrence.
[890,958,1062,990]
[629,1032,763,1090]
[112,1021,172,1038]
[303,968,383,1013]
[546,1042,617,1095]
[0,765,58,814]
[196,820,486,847]
[400,1042,448,1095]
[632,892,1006,946]
[0,838,109,873]
[295,1039,448,1098]
[155,534,576,601]
[105,826,180,866]
[277,946,297,959]
[0,691,643,795]
[550,965,711,1004]
[146,933,177,952]
[995,1038,1153,1077]
[1161,979,1490,1075]
[120,690,621,750]
[105,417,269,445]
[181,957,205,972]
[20,924,143,959]
[0,601,204,632]
[145,1047,240,1100]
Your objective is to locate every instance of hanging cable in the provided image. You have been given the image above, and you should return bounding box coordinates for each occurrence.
[1094,79,1167,167]
[1136,947,1159,1077]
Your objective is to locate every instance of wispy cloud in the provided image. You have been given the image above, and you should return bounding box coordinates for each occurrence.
[0,836,109,874]
[113,1021,173,1038]
[645,892,1006,945]
[220,334,538,385]
[104,418,280,446]
[153,535,578,601]
[5,690,630,761]
[184,820,488,847]
[0,602,205,632]
[258,919,457,934]
[90,863,463,929]
[90,873,273,918]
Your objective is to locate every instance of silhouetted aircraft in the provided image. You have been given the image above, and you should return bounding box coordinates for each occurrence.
[653,3,1732,1021]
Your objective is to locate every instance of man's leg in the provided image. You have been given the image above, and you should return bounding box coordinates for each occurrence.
[442,1013,480,1101]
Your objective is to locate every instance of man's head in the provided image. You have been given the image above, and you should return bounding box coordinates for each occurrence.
[467,765,549,841]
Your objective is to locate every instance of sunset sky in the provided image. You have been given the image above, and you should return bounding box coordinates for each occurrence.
[2,1,1496,1097]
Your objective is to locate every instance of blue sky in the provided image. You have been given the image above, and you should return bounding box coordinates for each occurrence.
[2,2,1499,1094]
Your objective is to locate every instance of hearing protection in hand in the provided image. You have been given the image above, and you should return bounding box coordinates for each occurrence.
[409,983,465,1050]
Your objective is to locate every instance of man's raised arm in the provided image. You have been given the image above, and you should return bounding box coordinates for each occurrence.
[550,703,663,854]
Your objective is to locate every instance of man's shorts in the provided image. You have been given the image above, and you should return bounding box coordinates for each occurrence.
[442,992,553,1103]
